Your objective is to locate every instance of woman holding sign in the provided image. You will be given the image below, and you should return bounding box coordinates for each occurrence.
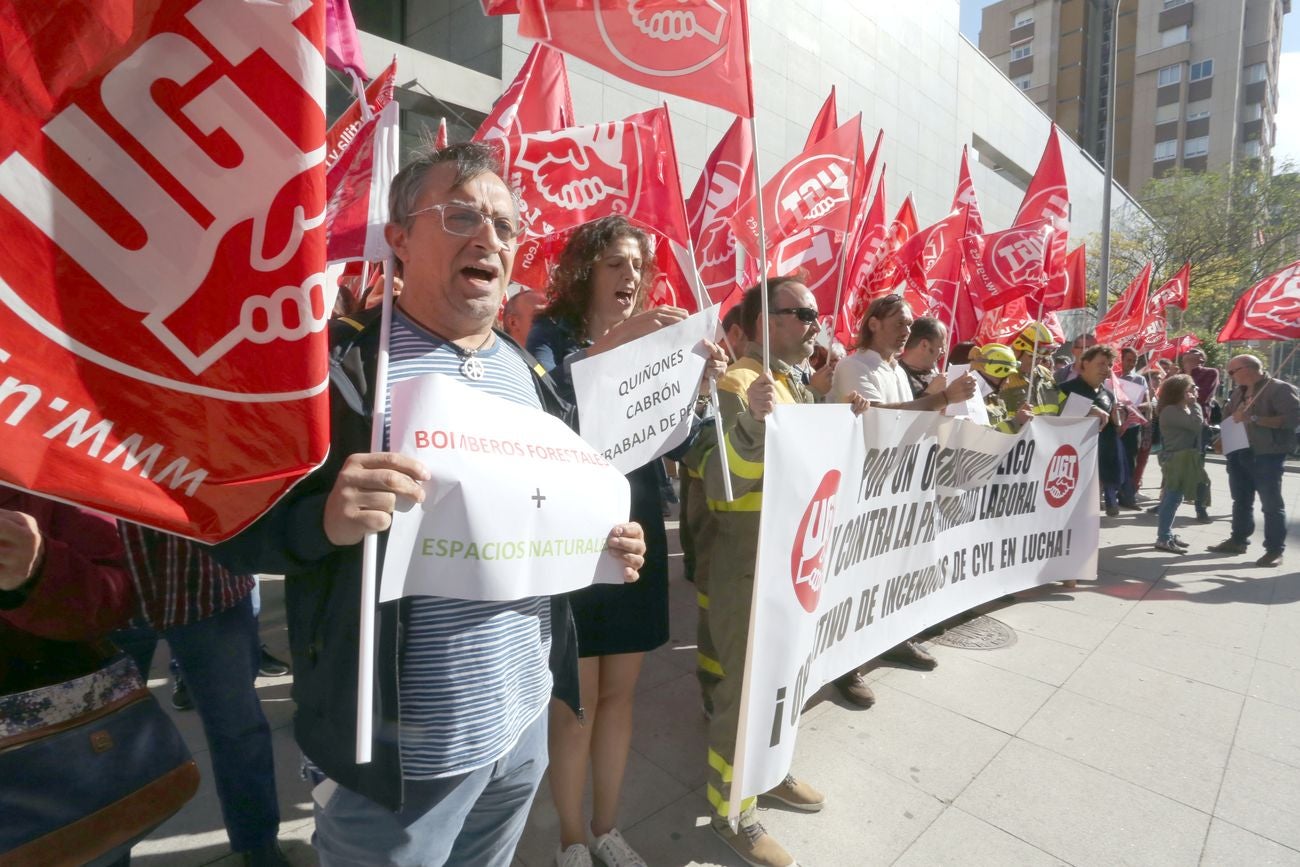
[1153,374,1209,553]
[528,216,725,867]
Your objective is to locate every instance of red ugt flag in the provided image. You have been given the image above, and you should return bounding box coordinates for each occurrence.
[1030,242,1088,312]
[805,86,838,148]
[686,116,754,304]
[952,145,984,235]
[482,0,754,118]
[1149,262,1190,313]
[325,59,399,263]
[1218,260,1300,341]
[0,0,330,541]
[1096,263,1153,346]
[961,220,1052,311]
[864,195,920,296]
[473,43,575,141]
[836,172,888,346]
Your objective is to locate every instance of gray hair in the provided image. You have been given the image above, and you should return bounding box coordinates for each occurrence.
[388,141,513,229]
[1231,353,1263,372]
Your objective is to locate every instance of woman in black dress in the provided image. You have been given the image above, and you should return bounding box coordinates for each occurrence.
[527,215,724,867]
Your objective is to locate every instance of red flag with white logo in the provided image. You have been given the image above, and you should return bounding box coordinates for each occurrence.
[864,194,919,297]
[898,207,978,340]
[1218,259,1300,341]
[974,298,1066,345]
[1151,332,1201,364]
[1030,242,1088,312]
[1148,261,1190,313]
[1015,127,1070,305]
[325,59,399,263]
[961,220,1052,311]
[0,0,330,541]
[686,116,754,304]
[1096,263,1153,346]
[482,0,754,118]
[835,172,888,346]
[473,43,575,141]
[951,145,984,235]
[805,86,838,148]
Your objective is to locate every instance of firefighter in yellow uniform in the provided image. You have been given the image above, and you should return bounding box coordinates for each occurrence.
[1000,322,1062,431]
[969,343,1020,431]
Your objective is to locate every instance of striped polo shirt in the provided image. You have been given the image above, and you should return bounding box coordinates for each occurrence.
[386,309,552,779]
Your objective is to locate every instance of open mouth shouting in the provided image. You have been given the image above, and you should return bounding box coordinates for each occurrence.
[614,286,637,307]
[460,261,502,293]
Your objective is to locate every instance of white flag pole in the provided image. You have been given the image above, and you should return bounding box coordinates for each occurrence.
[748,121,771,373]
[356,251,396,765]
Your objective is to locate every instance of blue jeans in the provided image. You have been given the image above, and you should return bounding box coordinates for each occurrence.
[312,708,548,867]
[112,595,280,853]
[1156,488,1184,542]
[1227,450,1288,553]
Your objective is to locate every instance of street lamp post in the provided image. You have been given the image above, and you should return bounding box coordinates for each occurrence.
[1097,0,1123,321]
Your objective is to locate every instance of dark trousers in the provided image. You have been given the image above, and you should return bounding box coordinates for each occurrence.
[113,596,280,853]
[1226,450,1288,554]
[1119,426,1141,504]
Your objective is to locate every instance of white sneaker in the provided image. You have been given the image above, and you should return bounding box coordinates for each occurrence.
[557,843,593,867]
[591,828,647,867]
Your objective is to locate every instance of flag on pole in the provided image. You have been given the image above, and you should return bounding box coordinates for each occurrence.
[0,0,331,541]
[482,0,754,117]
[805,86,838,148]
[974,298,1066,345]
[435,117,449,148]
[836,171,888,346]
[1096,263,1153,346]
[325,0,368,78]
[1148,261,1190,312]
[325,59,400,263]
[952,144,984,235]
[961,220,1053,311]
[1028,242,1088,312]
[473,43,575,141]
[863,195,919,297]
[1218,260,1300,341]
[686,116,754,304]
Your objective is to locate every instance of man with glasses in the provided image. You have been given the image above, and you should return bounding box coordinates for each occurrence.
[1056,332,1097,385]
[1207,356,1299,567]
[216,143,647,866]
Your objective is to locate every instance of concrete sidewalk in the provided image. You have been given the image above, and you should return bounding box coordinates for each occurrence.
[131,457,1300,867]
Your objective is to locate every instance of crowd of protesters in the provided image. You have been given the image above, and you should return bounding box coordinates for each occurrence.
[3,142,1297,867]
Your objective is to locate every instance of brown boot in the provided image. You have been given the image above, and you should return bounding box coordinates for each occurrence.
[880,641,937,671]
[712,814,796,867]
[833,669,876,708]
[760,774,826,812]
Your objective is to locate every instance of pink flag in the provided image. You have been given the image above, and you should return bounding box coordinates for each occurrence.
[325,0,368,78]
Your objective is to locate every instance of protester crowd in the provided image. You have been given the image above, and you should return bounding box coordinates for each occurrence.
[3,141,1297,867]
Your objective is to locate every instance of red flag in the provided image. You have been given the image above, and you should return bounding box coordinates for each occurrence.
[974,298,1066,345]
[1096,263,1153,346]
[897,208,974,338]
[1148,262,1190,313]
[805,87,838,148]
[961,220,1052,311]
[0,0,330,540]
[483,0,754,117]
[686,116,754,304]
[325,60,399,263]
[1015,126,1070,227]
[864,195,920,297]
[1032,242,1088,312]
[473,43,575,141]
[435,117,449,149]
[1153,332,1201,363]
[835,172,888,346]
[1218,260,1300,341]
[952,145,984,235]
[325,0,367,78]
[1130,309,1168,354]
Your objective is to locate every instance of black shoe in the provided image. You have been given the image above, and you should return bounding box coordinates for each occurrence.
[1195,510,1213,524]
[1146,505,1159,515]
[241,843,290,867]
[258,645,291,678]
[1256,550,1283,567]
[1208,539,1248,555]
[1119,501,1142,512]
[171,676,194,711]
[1105,505,1120,517]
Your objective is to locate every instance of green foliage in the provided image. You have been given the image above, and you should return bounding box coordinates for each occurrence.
[1089,162,1300,340]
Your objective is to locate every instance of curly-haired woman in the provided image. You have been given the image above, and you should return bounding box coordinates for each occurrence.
[1154,374,1209,553]
[527,215,725,867]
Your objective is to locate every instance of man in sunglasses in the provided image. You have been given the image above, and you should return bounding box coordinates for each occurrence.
[216,143,647,866]
[1207,355,1298,567]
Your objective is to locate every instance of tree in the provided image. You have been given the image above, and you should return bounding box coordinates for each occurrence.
[1088,161,1300,338]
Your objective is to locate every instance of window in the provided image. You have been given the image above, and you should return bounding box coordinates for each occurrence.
[1155,103,1180,124]
[1012,43,1033,60]
[1158,64,1182,87]
[1154,140,1178,161]
[1160,24,1189,48]
[1190,59,1214,81]
[1014,76,1032,91]
[1162,0,1189,8]
[1243,139,1262,158]
[1245,62,1267,83]
[1014,8,1034,27]
[1242,102,1263,121]
[1187,99,1211,120]
[1184,136,1209,157]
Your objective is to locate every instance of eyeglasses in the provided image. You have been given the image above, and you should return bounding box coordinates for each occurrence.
[771,306,820,324]
[408,203,521,246]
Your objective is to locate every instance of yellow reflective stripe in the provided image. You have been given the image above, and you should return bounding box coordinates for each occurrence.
[708,491,763,512]
[707,748,733,782]
[337,316,365,332]
[696,592,709,610]
[724,435,764,480]
[707,784,728,815]
[1033,403,1059,414]
[533,363,547,377]
[697,652,724,677]
[689,447,715,478]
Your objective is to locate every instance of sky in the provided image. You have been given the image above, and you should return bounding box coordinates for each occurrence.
[958,0,1300,172]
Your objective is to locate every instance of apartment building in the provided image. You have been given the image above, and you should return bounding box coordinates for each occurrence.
[978,0,1289,193]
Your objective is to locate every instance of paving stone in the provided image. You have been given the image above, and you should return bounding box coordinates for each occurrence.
[992,600,1118,650]
[1234,697,1300,768]
[1216,747,1300,852]
[894,806,1067,867]
[1092,622,1256,693]
[1200,819,1300,867]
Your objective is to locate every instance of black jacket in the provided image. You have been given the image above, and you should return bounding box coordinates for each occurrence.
[213,307,581,811]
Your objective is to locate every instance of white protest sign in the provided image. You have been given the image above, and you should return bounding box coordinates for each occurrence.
[380,373,631,602]
[1118,378,1146,407]
[1218,416,1250,454]
[942,365,991,426]
[1061,392,1096,419]
[729,408,1099,826]
[570,307,720,473]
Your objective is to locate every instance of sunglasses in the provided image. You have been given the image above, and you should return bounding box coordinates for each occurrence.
[771,306,820,324]
[408,203,521,245]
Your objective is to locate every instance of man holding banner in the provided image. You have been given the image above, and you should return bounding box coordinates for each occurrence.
[700,278,868,867]
[218,143,647,867]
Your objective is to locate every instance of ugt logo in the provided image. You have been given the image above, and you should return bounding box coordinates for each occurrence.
[992,229,1046,287]
[511,123,639,216]
[790,470,840,614]
[775,156,851,228]
[692,159,745,294]
[1043,444,1079,508]
[596,0,731,76]
[1250,270,1300,338]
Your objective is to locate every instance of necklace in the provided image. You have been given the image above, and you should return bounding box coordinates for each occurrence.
[449,330,493,380]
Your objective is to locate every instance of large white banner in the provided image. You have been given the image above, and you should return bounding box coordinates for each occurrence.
[570,307,720,473]
[380,373,631,602]
[730,407,1099,823]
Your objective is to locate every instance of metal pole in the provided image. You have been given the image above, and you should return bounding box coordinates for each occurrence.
[1098,0,1123,320]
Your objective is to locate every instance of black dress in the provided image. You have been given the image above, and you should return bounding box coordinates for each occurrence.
[527,315,688,657]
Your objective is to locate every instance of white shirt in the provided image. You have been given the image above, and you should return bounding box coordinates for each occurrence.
[831,348,913,404]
